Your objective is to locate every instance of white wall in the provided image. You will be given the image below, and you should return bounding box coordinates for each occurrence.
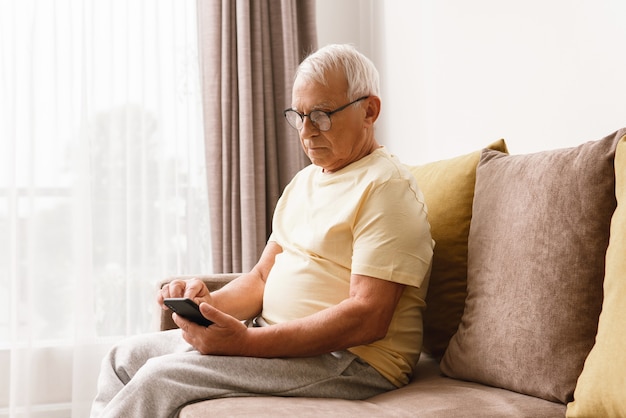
[317,0,626,164]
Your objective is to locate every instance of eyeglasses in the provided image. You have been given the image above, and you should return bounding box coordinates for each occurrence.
[283,96,370,132]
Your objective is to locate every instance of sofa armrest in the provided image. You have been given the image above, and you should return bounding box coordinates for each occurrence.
[157,273,240,331]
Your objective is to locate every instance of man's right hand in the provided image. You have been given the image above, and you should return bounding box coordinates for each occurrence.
[157,278,213,310]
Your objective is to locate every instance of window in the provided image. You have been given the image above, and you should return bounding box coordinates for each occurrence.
[0,1,211,415]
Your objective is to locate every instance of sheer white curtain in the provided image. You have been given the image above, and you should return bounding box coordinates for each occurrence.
[0,1,210,416]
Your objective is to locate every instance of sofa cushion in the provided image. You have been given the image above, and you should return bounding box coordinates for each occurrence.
[441,129,623,403]
[406,139,508,359]
[566,129,626,416]
[179,354,567,418]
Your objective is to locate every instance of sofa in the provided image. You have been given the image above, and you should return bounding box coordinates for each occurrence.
[160,128,626,417]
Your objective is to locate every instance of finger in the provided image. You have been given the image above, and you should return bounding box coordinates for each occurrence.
[198,302,233,327]
[156,287,165,308]
[173,312,208,353]
[172,312,194,331]
[158,280,186,310]
[168,280,186,298]
[158,283,173,309]
[183,278,207,299]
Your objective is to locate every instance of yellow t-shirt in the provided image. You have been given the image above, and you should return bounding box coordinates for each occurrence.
[262,147,434,387]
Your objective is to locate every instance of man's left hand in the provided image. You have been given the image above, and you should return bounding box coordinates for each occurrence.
[173,303,249,355]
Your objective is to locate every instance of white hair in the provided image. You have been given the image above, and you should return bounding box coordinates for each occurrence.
[295,44,380,101]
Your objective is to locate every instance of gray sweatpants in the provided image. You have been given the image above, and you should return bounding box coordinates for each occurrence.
[90,329,396,418]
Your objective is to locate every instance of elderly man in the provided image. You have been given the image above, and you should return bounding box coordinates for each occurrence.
[91,44,433,418]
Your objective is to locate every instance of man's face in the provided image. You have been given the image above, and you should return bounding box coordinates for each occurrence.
[291,69,374,173]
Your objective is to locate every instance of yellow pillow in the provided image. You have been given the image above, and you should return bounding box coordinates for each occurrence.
[566,132,626,417]
[407,139,508,359]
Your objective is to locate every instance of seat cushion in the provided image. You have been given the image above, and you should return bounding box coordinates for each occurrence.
[179,355,566,417]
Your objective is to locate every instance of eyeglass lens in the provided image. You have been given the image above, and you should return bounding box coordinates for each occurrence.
[285,110,331,131]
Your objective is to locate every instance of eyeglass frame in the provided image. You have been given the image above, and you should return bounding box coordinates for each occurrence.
[283,95,370,132]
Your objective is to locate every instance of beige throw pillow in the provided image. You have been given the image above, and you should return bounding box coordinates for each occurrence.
[566,130,626,416]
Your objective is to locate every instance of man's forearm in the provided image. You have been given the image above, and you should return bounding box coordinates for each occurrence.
[237,275,404,358]
[211,273,265,321]
[237,300,383,358]
[211,241,282,321]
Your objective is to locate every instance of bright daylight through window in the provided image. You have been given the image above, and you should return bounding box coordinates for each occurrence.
[0,1,211,416]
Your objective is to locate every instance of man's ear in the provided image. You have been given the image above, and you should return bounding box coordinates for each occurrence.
[364,96,381,127]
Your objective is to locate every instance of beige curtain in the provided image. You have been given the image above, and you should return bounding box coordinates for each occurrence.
[197,0,317,273]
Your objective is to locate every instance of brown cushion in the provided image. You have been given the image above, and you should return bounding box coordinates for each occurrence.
[566,129,626,416]
[180,355,567,418]
[406,139,508,360]
[440,129,623,403]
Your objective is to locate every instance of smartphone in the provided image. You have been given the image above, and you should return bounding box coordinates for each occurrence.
[163,298,213,327]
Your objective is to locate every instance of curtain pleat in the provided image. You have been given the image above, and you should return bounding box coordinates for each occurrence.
[197,0,317,273]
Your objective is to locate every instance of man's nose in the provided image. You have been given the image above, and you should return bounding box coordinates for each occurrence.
[300,116,319,137]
